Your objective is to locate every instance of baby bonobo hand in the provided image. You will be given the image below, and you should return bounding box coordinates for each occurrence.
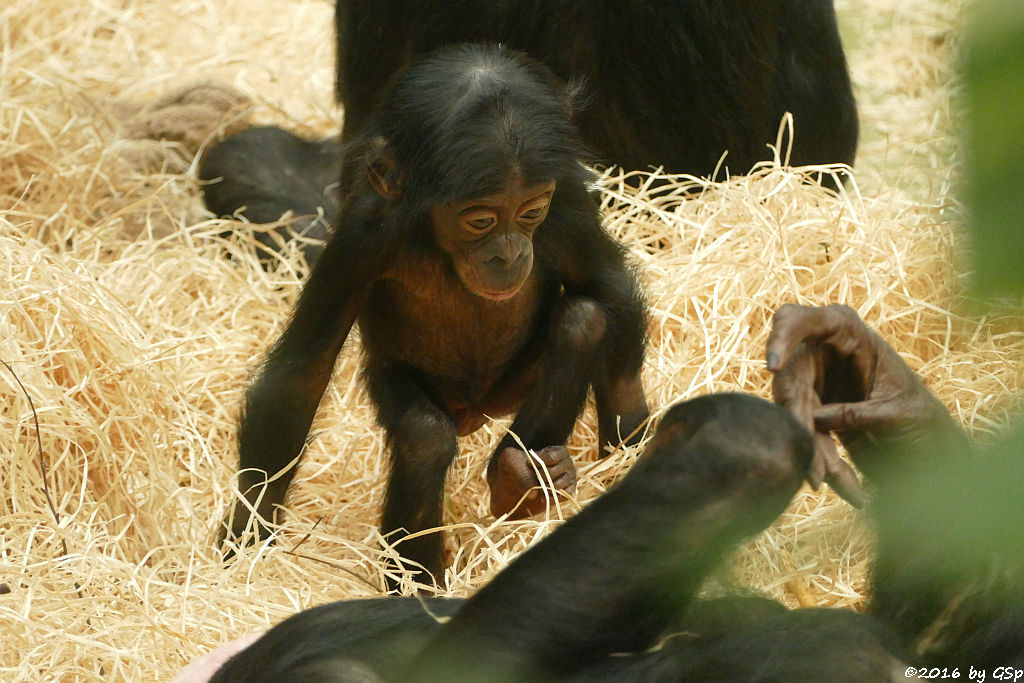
[765,304,954,503]
[487,446,577,519]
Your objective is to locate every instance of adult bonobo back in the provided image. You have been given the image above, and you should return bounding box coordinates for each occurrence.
[335,1,859,178]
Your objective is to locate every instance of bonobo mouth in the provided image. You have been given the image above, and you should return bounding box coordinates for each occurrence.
[459,262,531,302]
[477,286,521,302]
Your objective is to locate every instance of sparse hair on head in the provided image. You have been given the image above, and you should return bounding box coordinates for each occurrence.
[352,44,589,210]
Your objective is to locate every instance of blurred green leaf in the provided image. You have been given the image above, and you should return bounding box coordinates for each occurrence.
[963,0,1024,297]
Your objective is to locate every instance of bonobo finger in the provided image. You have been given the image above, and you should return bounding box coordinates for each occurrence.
[770,342,821,438]
[766,304,830,371]
[497,446,540,489]
[813,400,906,433]
[766,304,863,372]
[807,432,834,489]
[552,471,577,493]
[824,454,865,508]
[533,445,570,466]
[531,446,576,492]
[809,430,865,506]
[543,457,573,477]
[546,460,577,492]
[543,458,574,482]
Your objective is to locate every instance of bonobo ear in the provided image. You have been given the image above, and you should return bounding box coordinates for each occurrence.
[366,137,401,200]
[564,76,590,122]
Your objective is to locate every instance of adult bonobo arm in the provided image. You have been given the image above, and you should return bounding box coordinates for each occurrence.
[223,191,401,544]
[406,394,812,682]
[765,303,969,500]
[198,394,809,682]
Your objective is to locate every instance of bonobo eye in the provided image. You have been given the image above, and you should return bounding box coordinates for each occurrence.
[459,208,498,234]
[518,194,552,225]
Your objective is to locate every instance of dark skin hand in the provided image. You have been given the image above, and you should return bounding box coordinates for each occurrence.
[765,303,954,504]
[488,446,577,519]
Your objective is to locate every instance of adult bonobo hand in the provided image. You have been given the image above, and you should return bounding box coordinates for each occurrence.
[765,303,956,503]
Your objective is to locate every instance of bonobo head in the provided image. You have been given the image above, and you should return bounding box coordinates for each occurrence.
[353,44,587,301]
[426,174,554,300]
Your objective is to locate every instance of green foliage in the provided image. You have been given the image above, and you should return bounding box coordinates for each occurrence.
[880,421,1024,570]
[963,0,1024,297]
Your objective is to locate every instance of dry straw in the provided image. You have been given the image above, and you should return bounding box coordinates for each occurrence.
[2,0,1021,679]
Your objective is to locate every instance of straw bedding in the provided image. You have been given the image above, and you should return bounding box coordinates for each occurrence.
[2,0,1021,679]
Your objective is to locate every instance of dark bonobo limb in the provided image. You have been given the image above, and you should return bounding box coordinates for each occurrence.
[366,360,460,586]
[210,394,811,682]
[208,597,463,682]
[199,126,339,264]
[405,393,812,681]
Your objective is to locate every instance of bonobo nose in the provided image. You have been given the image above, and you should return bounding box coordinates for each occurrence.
[490,234,524,265]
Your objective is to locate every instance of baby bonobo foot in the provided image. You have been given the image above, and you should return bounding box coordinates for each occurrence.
[488,446,577,519]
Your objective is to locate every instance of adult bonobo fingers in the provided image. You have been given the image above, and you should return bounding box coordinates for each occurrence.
[766,303,830,372]
[768,304,874,504]
[818,436,865,507]
[766,303,866,373]
[808,431,832,489]
[806,418,862,504]
[770,341,820,440]
[787,402,865,506]
[813,399,907,433]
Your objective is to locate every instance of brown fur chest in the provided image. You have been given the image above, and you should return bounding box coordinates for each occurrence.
[359,255,548,402]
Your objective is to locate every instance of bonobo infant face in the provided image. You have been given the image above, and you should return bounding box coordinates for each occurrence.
[431,176,555,301]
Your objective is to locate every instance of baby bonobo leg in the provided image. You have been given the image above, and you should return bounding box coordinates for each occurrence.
[592,265,650,454]
[594,370,649,454]
[487,298,607,519]
[366,361,459,591]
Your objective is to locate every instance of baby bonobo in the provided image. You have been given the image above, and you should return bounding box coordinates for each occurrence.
[222,45,650,588]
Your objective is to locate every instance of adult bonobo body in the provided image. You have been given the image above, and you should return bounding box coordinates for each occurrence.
[223,46,650,588]
[336,0,858,176]
[200,1,858,250]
